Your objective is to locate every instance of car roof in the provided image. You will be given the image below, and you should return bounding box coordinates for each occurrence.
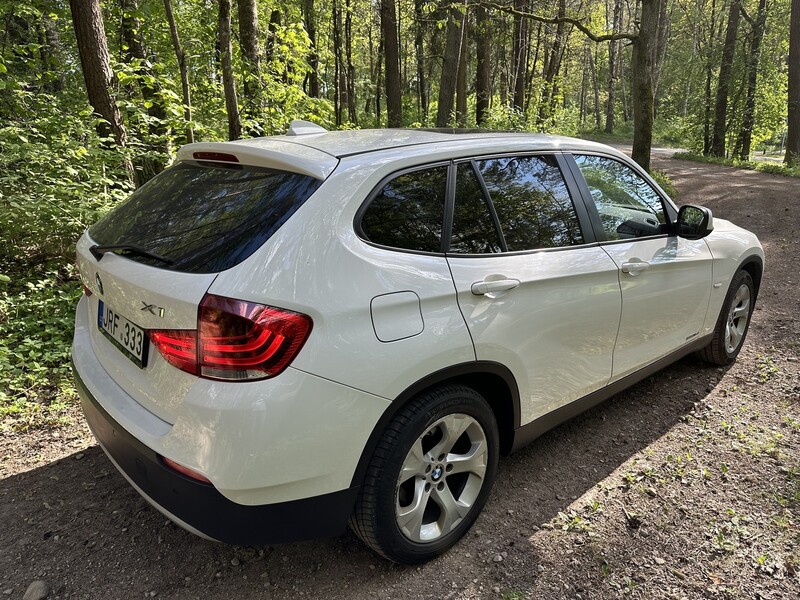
[176,124,623,179]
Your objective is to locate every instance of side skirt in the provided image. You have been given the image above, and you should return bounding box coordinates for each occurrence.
[510,334,714,453]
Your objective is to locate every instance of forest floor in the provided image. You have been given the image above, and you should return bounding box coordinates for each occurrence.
[1,154,799,600]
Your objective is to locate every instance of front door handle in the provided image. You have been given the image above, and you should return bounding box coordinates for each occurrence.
[471,279,520,295]
[621,261,651,276]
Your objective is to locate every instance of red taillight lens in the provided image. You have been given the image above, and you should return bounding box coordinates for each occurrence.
[148,294,312,381]
[82,284,93,296]
[149,330,198,375]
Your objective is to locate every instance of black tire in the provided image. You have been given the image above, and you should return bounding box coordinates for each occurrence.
[350,384,499,564]
[698,269,755,366]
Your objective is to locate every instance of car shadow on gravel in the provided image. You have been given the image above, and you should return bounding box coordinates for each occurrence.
[0,356,721,599]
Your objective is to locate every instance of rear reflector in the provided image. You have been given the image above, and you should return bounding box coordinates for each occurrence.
[148,294,312,381]
[82,284,93,297]
[161,456,212,484]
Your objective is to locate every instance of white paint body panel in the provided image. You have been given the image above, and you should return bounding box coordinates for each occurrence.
[600,236,714,380]
[447,247,621,425]
[74,295,390,505]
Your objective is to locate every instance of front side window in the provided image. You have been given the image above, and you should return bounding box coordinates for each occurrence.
[574,154,667,241]
[360,166,448,253]
[477,155,583,251]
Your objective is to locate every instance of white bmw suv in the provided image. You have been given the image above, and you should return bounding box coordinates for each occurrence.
[72,122,763,563]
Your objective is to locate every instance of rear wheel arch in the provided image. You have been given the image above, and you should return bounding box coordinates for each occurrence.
[349,362,520,490]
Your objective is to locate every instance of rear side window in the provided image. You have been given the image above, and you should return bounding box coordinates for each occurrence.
[359,166,448,253]
[89,161,321,273]
[477,156,583,251]
[450,163,503,254]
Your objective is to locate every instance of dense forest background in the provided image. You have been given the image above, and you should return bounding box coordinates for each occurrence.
[0,0,799,428]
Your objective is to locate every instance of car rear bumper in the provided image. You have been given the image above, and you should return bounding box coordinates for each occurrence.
[75,364,358,545]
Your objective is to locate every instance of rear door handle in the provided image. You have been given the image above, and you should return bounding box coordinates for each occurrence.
[621,261,650,275]
[471,279,520,295]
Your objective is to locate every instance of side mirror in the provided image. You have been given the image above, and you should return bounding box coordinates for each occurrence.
[676,205,714,240]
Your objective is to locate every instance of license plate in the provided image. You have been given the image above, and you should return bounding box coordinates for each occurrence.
[97,300,149,368]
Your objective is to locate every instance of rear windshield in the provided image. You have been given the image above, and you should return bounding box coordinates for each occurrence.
[88,161,322,273]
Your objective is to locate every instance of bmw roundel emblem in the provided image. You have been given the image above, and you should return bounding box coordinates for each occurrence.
[95,273,104,296]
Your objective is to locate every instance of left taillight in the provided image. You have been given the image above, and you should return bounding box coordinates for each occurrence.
[148,294,312,381]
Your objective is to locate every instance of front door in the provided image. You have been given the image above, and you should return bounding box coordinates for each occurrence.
[570,154,713,380]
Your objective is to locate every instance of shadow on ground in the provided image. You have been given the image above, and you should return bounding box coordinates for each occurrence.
[0,355,717,599]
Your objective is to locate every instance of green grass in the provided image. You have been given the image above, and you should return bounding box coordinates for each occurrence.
[673,151,800,178]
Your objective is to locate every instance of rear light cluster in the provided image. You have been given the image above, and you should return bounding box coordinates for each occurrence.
[149,294,312,381]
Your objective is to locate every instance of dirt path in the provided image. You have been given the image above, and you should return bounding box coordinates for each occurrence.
[1,157,798,599]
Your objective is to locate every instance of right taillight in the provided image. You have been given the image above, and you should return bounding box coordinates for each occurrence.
[148,294,312,381]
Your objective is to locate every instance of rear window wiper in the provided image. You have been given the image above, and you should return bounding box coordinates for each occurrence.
[90,244,174,265]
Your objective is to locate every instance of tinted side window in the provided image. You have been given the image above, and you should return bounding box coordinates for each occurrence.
[450,163,503,254]
[360,166,447,253]
[477,155,583,251]
[88,161,322,273]
[574,154,667,241]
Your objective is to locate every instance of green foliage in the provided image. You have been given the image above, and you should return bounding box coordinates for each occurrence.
[0,266,82,430]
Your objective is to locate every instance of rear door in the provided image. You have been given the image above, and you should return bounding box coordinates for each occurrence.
[568,153,713,380]
[445,155,622,426]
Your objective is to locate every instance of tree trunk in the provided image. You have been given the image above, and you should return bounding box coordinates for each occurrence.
[346,0,357,124]
[711,0,741,157]
[605,0,623,133]
[539,0,567,124]
[456,14,468,127]
[238,0,262,135]
[69,0,127,148]
[787,0,800,165]
[217,0,241,140]
[631,0,666,172]
[475,6,491,126]
[163,0,193,143]
[381,0,402,127]
[414,0,428,121]
[734,0,767,160]
[590,45,602,129]
[304,0,320,98]
[121,0,167,183]
[333,0,342,125]
[511,0,528,112]
[436,5,464,127]
[40,15,64,93]
[376,35,383,123]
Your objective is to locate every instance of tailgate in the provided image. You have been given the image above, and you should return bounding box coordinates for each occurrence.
[76,233,216,422]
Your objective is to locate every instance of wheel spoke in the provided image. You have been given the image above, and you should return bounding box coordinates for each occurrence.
[732,300,750,322]
[437,414,473,455]
[447,441,487,478]
[432,484,470,534]
[396,479,430,539]
[399,439,427,484]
